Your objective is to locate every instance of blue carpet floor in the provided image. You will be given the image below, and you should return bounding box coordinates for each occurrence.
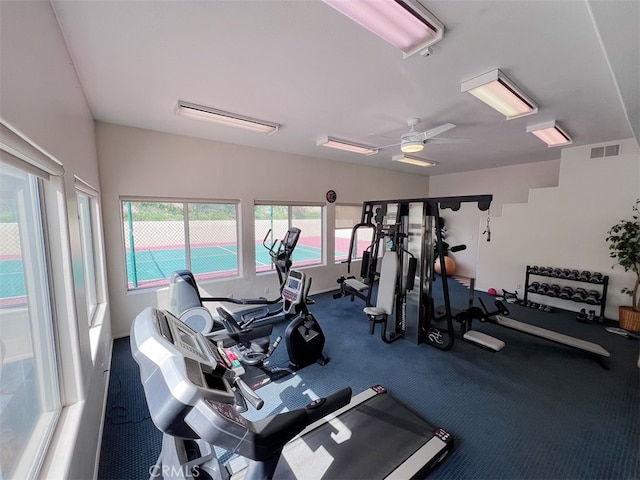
[98,277,640,479]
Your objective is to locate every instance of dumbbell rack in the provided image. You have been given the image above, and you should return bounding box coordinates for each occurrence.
[523,266,609,320]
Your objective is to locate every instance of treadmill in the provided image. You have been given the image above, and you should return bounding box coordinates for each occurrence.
[131,307,453,479]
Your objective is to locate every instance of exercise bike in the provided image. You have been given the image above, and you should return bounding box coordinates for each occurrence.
[168,268,328,390]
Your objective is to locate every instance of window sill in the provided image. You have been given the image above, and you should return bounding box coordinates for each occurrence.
[38,401,85,479]
[89,303,108,364]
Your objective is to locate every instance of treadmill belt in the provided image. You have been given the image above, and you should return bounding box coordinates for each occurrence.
[275,393,436,479]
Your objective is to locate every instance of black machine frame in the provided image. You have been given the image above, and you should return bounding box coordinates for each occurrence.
[340,195,492,350]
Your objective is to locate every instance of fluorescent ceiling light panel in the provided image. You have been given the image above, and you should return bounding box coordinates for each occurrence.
[461,69,538,119]
[317,136,379,155]
[392,154,436,167]
[176,101,280,134]
[527,121,572,147]
[323,0,444,58]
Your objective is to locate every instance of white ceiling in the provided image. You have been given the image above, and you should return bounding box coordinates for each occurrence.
[50,0,639,176]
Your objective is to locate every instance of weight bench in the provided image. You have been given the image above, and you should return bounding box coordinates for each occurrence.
[333,276,370,303]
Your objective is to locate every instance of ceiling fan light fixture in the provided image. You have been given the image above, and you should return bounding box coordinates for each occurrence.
[176,101,280,134]
[392,154,436,167]
[400,131,424,153]
[527,121,572,147]
[323,0,444,58]
[461,69,538,120]
[317,136,379,156]
[400,141,424,153]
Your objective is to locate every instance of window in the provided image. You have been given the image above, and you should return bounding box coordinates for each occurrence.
[76,183,100,324]
[122,200,238,290]
[334,204,374,263]
[0,161,61,479]
[255,204,323,272]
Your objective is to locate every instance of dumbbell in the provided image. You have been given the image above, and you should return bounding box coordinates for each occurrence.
[550,268,562,278]
[566,269,580,280]
[589,272,604,283]
[529,266,540,273]
[528,281,540,293]
[576,308,588,323]
[572,288,587,302]
[538,283,551,294]
[546,284,561,297]
[558,269,571,279]
[585,290,601,305]
[559,286,573,300]
[578,270,591,282]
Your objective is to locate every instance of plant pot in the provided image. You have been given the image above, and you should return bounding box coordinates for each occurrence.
[619,305,640,332]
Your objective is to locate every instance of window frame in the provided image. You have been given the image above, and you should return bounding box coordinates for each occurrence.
[75,178,104,326]
[0,151,63,478]
[120,197,240,291]
[254,202,325,274]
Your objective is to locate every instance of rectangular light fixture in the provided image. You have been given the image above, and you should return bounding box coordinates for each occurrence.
[176,101,280,134]
[527,121,572,147]
[317,136,379,156]
[461,69,538,120]
[392,154,437,167]
[323,0,444,58]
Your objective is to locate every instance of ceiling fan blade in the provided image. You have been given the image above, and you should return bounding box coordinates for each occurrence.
[424,137,470,145]
[422,123,456,140]
[368,131,402,140]
[377,141,402,149]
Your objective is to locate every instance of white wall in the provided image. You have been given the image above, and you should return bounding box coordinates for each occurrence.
[0,1,111,478]
[430,140,639,321]
[96,122,431,337]
[429,160,561,278]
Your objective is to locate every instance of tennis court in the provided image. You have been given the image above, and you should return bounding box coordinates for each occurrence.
[1,238,360,300]
[125,240,326,289]
[0,257,26,301]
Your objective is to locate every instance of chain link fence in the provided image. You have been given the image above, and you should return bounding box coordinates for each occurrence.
[0,222,25,304]
[122,201,239,289]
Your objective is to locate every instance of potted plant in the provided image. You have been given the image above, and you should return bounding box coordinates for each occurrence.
[606,199,640,331]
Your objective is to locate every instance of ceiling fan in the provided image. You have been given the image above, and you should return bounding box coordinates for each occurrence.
[378,118,469,153]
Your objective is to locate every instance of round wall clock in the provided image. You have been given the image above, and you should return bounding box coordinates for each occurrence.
[326,190,337,203]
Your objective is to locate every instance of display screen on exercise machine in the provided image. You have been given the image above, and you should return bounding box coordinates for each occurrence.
[287,277,300,291]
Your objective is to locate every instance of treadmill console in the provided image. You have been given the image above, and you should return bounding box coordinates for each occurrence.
[130,307,236,437]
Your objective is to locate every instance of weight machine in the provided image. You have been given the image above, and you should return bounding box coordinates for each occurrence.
[343,195,492,350]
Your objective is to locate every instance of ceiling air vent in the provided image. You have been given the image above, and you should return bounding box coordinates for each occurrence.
[590,143,621,159]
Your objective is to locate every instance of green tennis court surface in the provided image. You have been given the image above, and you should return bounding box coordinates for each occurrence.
[1,240,358,299]
[125,242,325,288]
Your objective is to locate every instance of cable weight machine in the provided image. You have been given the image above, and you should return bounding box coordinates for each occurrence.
[344,195,492,350]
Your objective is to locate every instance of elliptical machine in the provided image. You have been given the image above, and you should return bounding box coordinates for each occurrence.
[263,227,303,295]
[218,227,309,326]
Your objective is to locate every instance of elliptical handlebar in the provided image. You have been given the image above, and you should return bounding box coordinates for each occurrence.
[262,228,281,258]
